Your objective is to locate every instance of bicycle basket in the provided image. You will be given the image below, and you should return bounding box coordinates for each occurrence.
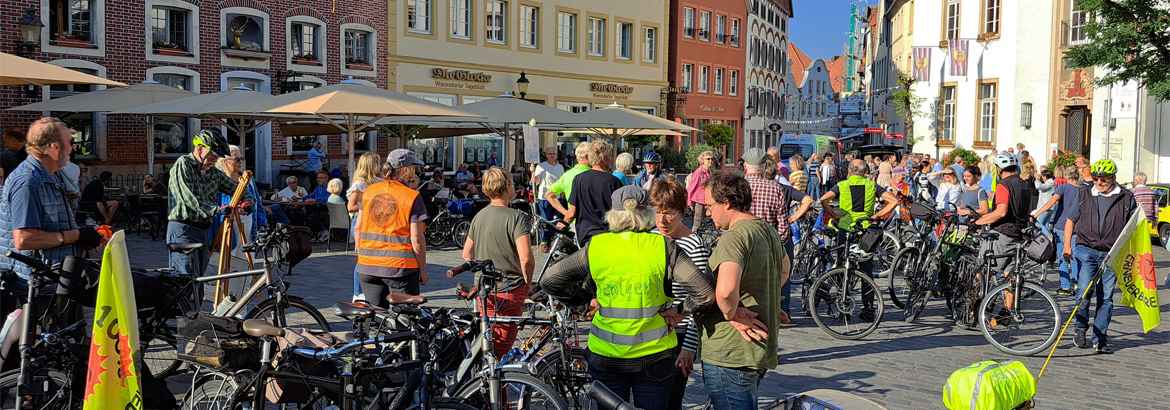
[1025,231,1056,263]
[176,312,259,371]
[447,200,474,215]
[910,202,936,221]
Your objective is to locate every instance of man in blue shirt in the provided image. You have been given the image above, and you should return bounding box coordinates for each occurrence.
[1032,165,1088,296]
[307,141,326,172]
[302,170,332,242]
[0,118,104,283]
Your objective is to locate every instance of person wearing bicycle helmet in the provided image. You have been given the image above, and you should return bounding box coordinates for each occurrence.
[167,128,255,288]
[975,152,1032,275]
[1062,159,1138,354]
[634,152,664,190]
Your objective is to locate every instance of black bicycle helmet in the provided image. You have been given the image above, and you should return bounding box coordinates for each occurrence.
[193,129,231,157]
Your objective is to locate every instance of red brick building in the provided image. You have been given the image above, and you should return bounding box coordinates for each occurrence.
[0,0,387,185]
[667,0,748,163]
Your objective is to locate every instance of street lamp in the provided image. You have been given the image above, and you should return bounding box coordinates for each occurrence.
[273,69,300,94]
[516,71,530,99]
[14,7,43,57]
[744,103,755,121]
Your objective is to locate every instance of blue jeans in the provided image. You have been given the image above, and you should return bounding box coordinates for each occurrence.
[536,199,561,245]
[267,205,292,225]
[702,362,768,410]
[1035,210,1054,239]
[1073,245,1117,344]
[806,176,821,198]
[588,355,675,410]
[1053,228,1076,290]
[351,216,362,298]
[167,221,211,309]
[782,238,794,315]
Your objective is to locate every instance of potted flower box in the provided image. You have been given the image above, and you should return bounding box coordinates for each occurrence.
[938,40,949,48]
[292,53,319,65]
[346,59,373,71]
[978,32,998,41]
[153,40,188,56]
[52,32,91,48]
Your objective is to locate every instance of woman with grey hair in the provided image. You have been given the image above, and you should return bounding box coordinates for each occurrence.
[541,185,715,410]
[613,152,633,186]
[685,151,716,231]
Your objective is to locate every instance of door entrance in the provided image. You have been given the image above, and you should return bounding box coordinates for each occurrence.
[1063,106,1090,157]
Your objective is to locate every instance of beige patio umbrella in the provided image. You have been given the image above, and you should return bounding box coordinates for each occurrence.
[111,86,289,173]
[7,82,197,173]
[572,103,697,141]
[0,51,125,86]
[212,81,483,172]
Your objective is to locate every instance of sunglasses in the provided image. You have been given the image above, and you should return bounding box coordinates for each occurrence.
[1092,176,1114,182]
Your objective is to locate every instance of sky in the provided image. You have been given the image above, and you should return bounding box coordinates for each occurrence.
[788,0,865,62]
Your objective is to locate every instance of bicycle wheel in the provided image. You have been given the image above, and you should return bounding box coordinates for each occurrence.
[0,369,81,410]
[451,219,472,247]
[887,247,919,309]
[979,281,1061,356]
[903,250,940,324]
[426,220,449,247]
[142,295,197,379]
[871,231,902,278]
[530,347,592,410]
[1018,258,1050,290]
[453,371,571,410]
[808,268,884,340]
[246,297,333,332]
[181,372,241,410]
[789,244,817,286]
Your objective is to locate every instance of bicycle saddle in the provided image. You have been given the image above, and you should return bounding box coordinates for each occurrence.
[387,293,427,305]
[242,319,285,338]
[978,230,1000,240]
[333,302,377,319]
[167,243,204,254]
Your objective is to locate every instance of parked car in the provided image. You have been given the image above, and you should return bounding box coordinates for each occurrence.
[1146,183,1170,245]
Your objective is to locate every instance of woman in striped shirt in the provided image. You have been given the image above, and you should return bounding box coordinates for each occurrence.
[648,178,711,410]
[789,154,809,192]
[806,153,822,198]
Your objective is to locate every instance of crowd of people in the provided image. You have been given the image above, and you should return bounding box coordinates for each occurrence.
[0,116,1162,408]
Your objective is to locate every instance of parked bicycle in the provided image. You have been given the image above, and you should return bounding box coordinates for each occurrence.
[425,197,475,248]
[805,217,887,340]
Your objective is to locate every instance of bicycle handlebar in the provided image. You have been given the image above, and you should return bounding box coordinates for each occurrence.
[585,381,640,410]
[3,251,60,282]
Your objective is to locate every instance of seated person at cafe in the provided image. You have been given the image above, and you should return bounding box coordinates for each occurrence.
[456,164,475,189]
[331,162,348,182]
[302,170,331,203]
[81,171,119,225]
[143,174,166,195]
[302,170,333,241]
[265,175,308,225]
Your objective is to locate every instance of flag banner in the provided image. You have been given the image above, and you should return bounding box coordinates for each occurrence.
[522,125,540,163]
[1106,208,1160,333]
[913,47,931,82]
[949,39,969,76]
[84,230,142,410]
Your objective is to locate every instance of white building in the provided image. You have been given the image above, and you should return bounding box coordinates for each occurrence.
[788,57,836,135]
[908,0,1055,159]
[743,0,793,152]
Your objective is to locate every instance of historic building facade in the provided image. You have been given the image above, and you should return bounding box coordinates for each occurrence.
[742,0,793,153]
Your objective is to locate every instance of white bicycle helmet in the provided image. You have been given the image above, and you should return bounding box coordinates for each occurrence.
[993,152,1019,170]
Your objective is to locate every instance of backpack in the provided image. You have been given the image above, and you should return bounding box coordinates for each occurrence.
[943,360,1036,410]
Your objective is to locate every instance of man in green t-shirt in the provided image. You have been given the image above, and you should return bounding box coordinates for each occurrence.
[545,141,591,219]
[698,170,787,410]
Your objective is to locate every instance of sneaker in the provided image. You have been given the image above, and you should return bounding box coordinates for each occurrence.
[990,310,1014,328]
[85,218,98,226]
[1094,340,1112,354]
[1055,289,1074,297]
[1074,330,1088,349]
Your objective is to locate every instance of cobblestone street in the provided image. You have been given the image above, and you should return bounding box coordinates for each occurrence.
[122,231,1169,409]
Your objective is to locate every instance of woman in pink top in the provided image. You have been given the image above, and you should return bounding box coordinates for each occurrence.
[685,151,716,231]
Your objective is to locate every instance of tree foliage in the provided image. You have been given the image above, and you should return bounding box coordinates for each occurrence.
[1066,0,1170,101]
[686,144,721,170]
[700,123,735,148]
[623,133,662,148]
[891,71,928,147]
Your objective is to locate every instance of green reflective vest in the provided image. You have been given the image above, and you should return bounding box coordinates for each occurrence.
[586,231,677,359]
[836,175,877,230]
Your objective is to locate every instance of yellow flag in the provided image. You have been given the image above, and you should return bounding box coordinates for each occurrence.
[1106,208,1161,333]
[83,231,143,410]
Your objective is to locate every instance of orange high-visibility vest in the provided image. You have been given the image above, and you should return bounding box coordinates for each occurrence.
[357,180,420,269]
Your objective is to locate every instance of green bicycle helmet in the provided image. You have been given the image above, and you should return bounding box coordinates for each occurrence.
[192,129,230,157]
[1090,159,1117,177]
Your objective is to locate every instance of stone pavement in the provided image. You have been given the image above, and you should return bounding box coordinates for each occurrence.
[119,230,1169,409]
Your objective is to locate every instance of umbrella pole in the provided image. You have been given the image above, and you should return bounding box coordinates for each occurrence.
[147,115,155,175]
[348,113,357,175]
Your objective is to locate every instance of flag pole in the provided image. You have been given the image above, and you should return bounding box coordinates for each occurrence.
[1036,262,1106,382]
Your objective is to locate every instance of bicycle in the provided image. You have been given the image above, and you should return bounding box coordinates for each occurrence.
[806,217,887,340]
[966,226,1061,356]
[149,224,332,378]
[424,196,475,248]
[532,216,578,285]
[445,260,571,410]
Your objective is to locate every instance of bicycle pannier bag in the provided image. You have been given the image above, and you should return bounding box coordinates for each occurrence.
[911,202,935,220]
[857,228,884,253]
[285,226,314,268]
[447,200,474,215]
[942,360,1036,410]
[1025,232,1055,263]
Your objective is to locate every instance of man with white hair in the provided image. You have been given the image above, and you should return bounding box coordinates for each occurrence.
[1131,172,1158,226]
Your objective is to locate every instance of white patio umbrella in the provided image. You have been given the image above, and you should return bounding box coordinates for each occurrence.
[572,103,697,141]
[111,86,289,173]
[0,51,125,87]
[7,82,197,173]
[212,81,483,172]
